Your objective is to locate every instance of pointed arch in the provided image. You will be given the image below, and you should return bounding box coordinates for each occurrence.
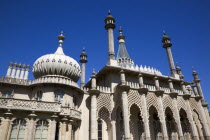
[180,109,192,139]
[165,107,178,139]
[177,96,187,111]
[129,104,144,140]
[128,90,142,111]
[146,92,159,111]
[162,95,173,112]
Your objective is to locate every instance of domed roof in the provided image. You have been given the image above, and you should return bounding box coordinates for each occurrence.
[32,32,81,82]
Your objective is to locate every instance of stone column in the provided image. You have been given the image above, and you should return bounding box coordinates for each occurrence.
[119,70,131,140]
[157,94,169,140]
[154,76,168,140]
[198,101,210,139]
[139,89,150,140]
[66,120,73,140]
[89,71,100,140]
[0,111,12,140]
[11,63,17,78]
[121,89,131,140]
[6,62,13,77]
[15,63,21,79]
[183,95,199,140]
[110,94,116,140]
[170,95,184,140]
[49,114,58,140]
[59,117,68,140]
[24,65,30,80]
[138,73,144,88]
[27,112,37,140]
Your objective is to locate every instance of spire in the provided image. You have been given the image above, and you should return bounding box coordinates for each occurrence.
[117,27,130,59]
[116,27,134,68]
[55,31,65,55]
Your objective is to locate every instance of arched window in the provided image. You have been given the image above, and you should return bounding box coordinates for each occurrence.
[35,120,49,140]
[54,90,64,102]
[10,119,26,140]
[2,90,12,98]
[98,120,102,140]
[35,91,43,101]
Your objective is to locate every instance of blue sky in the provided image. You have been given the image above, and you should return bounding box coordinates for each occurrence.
[0,0,210,103]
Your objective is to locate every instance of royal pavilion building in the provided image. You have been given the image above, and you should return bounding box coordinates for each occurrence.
[0,12,210,140]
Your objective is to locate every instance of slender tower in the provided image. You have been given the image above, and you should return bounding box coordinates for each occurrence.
[162,32,177,77]
[80,49,88,88]
[104,11,116,61]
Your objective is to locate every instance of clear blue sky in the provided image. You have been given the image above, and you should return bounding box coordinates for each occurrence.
[0,0,210,103]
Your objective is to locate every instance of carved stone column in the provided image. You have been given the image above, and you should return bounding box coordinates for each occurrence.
[121,87,131,140]
[198,101,210,139]
[183,95,199,140]
[170,93,184,140]
[119,70,131,140]
[89,71,100,140]
[110,94,116,140]
[49,114,58,140]
[66,120,73,140]
[154,76,169,140]
[27,112,37,140]
[139,88,150,140]
[59,117,68,140]
[0,111,12,140]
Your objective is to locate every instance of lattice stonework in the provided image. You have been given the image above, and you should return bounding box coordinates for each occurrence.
[189,98,200,114]
[177,96,187,111]
[128,89,142,110]
[146,92,159,111]
[97,93,111,113]
[98,107,110,124]
[162,95,173,112]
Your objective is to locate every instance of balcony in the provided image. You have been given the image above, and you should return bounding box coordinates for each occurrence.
[0,98,81,120]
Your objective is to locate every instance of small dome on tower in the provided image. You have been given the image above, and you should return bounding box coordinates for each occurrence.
[32,32,81,82]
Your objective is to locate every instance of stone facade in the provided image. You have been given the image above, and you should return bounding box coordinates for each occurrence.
[0,12,210,140]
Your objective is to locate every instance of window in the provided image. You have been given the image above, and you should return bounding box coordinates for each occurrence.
[10,119,26,140]
[35,91,43,101]
[35,120,49,140]
[98,120,102,140]
[54,90,64,102]
[2,90,12,98]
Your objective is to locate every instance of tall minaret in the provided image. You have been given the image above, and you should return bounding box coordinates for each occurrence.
[162,32,177,77]
[80,49,88,89]
[104,11,116,61]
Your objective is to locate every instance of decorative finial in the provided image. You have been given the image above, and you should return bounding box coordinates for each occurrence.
[163,30,166,36]
[83,47,85,52]
[92,68,96,75]
[58,31,65,47]
[108,10,111,15]
[119,26,123,35]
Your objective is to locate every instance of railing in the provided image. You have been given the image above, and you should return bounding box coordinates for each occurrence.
[0,98,81,119]
[0,76,79,88]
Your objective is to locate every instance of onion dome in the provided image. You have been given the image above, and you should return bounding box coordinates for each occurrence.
[32,32,81,82]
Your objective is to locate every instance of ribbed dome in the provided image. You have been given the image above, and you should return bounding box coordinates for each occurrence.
[32,33,81,82]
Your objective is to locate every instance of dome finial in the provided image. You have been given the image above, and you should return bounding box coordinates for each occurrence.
[58,31,65,47]
[108,10,111,15]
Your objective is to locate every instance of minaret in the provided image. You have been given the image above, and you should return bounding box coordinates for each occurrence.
[104,11,116,61]
[116,27,134,68]
[80,48,88,88]
[192,69,204,98]
[162,32,177,77]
